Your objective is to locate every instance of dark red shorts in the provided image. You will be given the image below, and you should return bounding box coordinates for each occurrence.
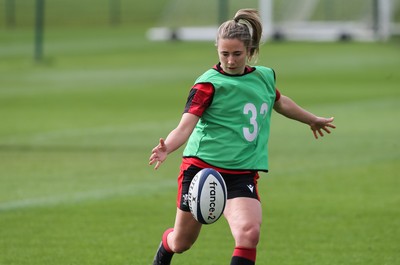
[177,163,260,212]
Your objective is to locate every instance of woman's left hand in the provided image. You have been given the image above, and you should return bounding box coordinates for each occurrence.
[310,117,336,139]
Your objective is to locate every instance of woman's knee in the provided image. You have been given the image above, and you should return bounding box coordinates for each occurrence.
[225,197,263,248]
[234,222,261,247]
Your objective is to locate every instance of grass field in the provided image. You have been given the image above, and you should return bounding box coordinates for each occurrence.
[1,6,400,265]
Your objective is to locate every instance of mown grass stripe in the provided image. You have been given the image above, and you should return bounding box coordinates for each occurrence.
[0,179,176,212]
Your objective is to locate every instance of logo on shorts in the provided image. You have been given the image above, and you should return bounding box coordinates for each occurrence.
[182,194,189,206]
[247,184,254,193]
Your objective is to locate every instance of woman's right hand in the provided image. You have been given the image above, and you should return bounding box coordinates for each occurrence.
[149,138,168,170]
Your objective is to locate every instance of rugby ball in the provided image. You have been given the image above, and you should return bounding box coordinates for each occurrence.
[188,168,227,224]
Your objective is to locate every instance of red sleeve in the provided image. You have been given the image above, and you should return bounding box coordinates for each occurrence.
[184,83,215,117]
[275,88,281,102]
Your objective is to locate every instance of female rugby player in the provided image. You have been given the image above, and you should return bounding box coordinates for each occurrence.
[149,8,335,265]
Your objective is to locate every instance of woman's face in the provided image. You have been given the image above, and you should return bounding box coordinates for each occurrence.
[217,38,249,75]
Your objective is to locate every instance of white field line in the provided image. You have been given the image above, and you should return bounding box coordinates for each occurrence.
[0,179,176,212]
[0,121,178,212]
[0,120,176,145]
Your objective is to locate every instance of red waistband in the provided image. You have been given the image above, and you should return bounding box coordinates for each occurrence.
[182,157,253,174]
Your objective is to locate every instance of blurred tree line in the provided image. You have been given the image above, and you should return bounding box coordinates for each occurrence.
[1,0,167,29]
